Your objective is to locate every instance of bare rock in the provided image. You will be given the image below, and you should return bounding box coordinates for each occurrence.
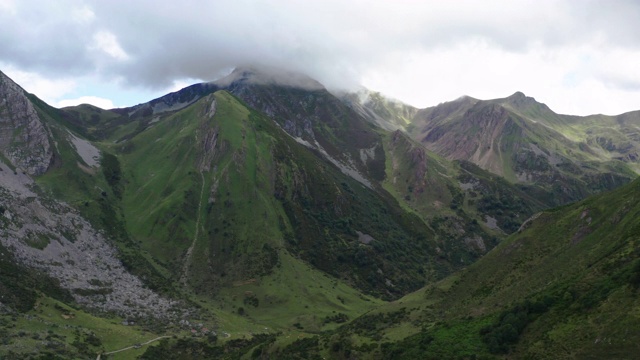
[0,71,52,175]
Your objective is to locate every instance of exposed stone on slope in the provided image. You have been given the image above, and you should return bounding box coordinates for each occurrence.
[0,160,181,319]
[0,71,52,175]
[464,235,486,253]
[68,131,101,167]
[197,96,220,172]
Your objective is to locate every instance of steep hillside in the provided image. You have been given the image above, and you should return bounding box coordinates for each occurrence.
[219,67,386,188]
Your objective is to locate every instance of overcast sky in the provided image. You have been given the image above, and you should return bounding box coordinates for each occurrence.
[1,0,639,115]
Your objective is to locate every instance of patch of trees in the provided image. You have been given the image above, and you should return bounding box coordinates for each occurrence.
[101,152,123,198]
[276,337,321,360]
[344,308,408,341]
[139,334,276,360]
[480,297,553,354]
[477,192,530,233]
[323,312,349,325]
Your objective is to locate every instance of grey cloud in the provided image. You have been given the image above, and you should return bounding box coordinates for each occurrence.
[213,65,325,91]
[1,0,639,93]
[0,1,95,75]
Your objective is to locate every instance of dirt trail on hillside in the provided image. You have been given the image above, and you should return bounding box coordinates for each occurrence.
[96,336,171,359]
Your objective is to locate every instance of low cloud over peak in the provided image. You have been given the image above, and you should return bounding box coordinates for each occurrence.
[1,0,640,115]
[214,66,325,91]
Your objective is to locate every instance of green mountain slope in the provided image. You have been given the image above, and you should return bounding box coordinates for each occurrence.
[384,177,640,359]
[279,177,640,359]
[0,71,396,358]
[114,89,470,300]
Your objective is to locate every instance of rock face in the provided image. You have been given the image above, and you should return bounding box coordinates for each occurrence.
[0,71,52,175]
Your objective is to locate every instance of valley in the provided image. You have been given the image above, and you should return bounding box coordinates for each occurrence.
[1,67,639,359]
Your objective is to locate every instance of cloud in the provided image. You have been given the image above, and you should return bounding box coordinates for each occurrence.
[1,65,77,103]
[56,96,115,109]
[91,31,129,61]
[71,5,95,24]
[0,0,16,14]
[1,0,639,115]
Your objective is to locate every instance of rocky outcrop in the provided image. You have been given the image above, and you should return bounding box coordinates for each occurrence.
[0,71,52,175]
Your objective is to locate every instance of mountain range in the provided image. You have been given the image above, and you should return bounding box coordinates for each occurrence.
[0,67,638,359]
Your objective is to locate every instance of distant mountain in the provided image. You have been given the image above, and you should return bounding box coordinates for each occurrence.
[409,91,638,204]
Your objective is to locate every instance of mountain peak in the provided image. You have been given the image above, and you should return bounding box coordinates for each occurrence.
[502,91,541,108]
[215,65,325,91]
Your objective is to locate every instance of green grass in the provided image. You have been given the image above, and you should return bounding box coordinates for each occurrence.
[0,296,159,359]
[211,251,383,333]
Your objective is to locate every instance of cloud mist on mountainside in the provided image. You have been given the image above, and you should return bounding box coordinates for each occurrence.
[1,0,640,115]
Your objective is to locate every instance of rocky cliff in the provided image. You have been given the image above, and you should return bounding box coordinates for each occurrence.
[0,71,52,175]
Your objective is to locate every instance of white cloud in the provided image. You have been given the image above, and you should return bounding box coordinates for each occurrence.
[166,78,204,93]
[1,64,119,110]
[1,65,77,104]
[72,5,95,24]
[91,31,129,61]
[56,96,115,109]
[0,0,16,14]
[360,39,640,115]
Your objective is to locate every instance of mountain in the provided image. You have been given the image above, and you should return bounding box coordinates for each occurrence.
[409,92,638,204]
[1,67,638,359]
